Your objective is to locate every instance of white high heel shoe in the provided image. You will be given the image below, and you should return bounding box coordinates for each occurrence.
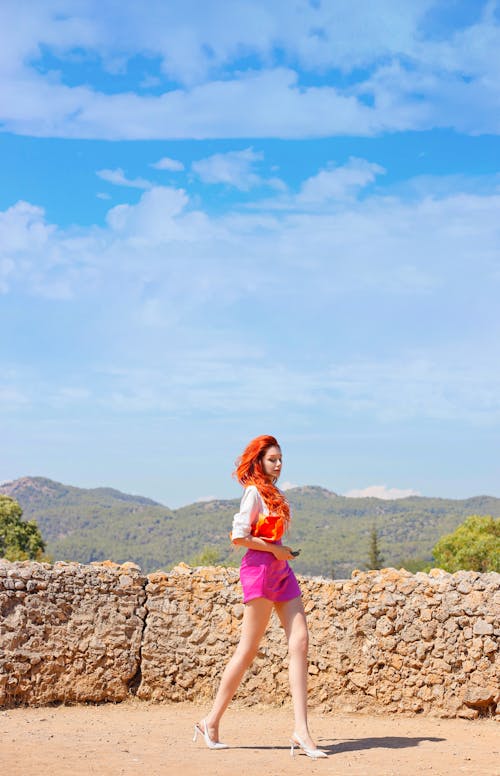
[193,719,228,750]
[290,733,328,759]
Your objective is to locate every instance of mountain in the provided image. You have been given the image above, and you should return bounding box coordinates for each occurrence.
[2,476,500,578]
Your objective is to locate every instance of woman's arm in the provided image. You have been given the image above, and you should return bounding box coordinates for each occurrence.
[232,535,294,561]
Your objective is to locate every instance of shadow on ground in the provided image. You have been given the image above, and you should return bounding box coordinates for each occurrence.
[320,736,445,755]
[227,735,445,754]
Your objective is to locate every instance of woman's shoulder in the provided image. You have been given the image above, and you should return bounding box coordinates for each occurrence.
[241,485,264,506]
[241,484,263,502]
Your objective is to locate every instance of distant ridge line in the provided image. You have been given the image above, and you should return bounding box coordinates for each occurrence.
[2,476,497,510]
[2,476,499,578]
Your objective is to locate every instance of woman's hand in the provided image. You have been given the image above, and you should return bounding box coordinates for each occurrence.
[272,544,294,561]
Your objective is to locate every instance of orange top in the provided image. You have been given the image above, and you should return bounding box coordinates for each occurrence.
[250,512,285,542]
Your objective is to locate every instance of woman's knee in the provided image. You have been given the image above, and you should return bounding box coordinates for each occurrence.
[234,641,260,666]
[288,628,309,658]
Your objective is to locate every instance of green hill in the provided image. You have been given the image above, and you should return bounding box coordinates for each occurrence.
[1,477,499,577]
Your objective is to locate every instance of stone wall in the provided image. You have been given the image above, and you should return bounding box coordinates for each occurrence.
[1,559,498,718]
[0,560,146,705]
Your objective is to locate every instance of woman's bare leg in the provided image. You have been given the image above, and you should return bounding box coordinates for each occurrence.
[201,597,273,742]
[275,596,317,750]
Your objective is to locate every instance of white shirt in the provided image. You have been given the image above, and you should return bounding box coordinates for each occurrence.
[231,485,269,539]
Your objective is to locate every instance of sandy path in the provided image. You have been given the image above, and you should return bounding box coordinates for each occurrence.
[1,701,498,776]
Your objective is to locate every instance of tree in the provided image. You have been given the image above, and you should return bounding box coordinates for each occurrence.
[189,545,225,567]
[367,525,384,570]
[0,495,47,561]
[432,515,500,573]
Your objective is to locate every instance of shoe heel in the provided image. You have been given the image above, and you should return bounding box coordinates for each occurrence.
[291,732,328,759]
[193,720,228,750]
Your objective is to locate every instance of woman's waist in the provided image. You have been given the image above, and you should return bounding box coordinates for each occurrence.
[242,545,285,566]
[249,538,282,549]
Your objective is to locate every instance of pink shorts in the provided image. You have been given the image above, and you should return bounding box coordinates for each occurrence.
[240,547,301,603]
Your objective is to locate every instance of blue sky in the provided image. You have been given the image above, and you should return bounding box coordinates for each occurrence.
[1,0,499,507]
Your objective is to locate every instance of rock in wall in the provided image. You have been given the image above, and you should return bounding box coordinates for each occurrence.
[1,559,498,718]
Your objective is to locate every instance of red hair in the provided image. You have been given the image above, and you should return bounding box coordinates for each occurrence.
[234,435,290,531]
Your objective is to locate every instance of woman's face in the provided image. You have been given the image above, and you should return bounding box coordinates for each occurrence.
[261,445,282,481]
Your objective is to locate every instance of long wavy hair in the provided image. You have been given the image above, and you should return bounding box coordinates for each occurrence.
[234,435,290,530]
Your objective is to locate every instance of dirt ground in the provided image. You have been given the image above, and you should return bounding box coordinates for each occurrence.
[1,700,498,776]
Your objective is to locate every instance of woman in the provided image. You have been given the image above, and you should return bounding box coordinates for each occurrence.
[194,435,327,759]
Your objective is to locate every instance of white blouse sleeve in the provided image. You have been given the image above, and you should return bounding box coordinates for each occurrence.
[231,486,262,539]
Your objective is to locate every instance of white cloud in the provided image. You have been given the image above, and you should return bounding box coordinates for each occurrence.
[414,2,500,78]
[96,167,152,189]
[5,341,500,424]
[0,258,15,293]
[95,354,325,414]
[192,147,285,191]
[140,74,162,90]
[0,201,54,252]
[344,485,420,500]
[3,170,500,305]
[1,165,500,423]
[0,68,381,139]
[55,387,92,404]
[298,158,385,204]
[105,185,202,242]
[0,0,434,84]
[256,157,386,209]
[151,156,185,172]
[0,1,499,138]
[280,481,298,491]
[0,385,30,407]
